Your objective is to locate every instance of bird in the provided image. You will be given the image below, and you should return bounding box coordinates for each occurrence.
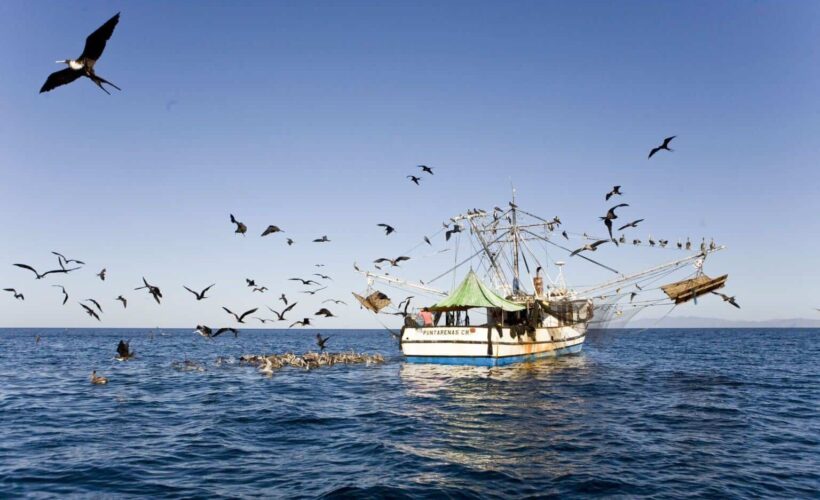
[195,325,238,339]
[80,302,100,321]
[116,339,134,360]
[279,293,288,305]
[301,287,327,295]
[134,277,162,304]
[245,278,256,287]
[323,299,347,305]
[115,295,127,308]
[316,333,330,351]
[600,204,629,240]
[183,284,214,301]
[633,239,641,245]
[445,225,462,241]
[418,165,434,175]
[676,240,683,249]
[35,335,41,344]
[685,238,692,250]
[261,225,284,236]
[52,251,85,268]
[40,13,122,94]
[424,236,432,246]
[313,235,330,243]
[254,317,273,324]
[222,307,258,323]
[289,318,311,328]
[313,273,332,281]
[562,230,569,240]
[315,308,335,318]
[605,186,623,201]
[377,223,396,236]
[13,263,79,280]
[85,298,103,313]
[713,292,740,309]
[648,235,656,247]
[3,288,24,300]
[648,136,676,159]
[630,292,638,302]
[407,175,422,185]
[230,214,247,235]
[90,371,108,385]
[290,278,320,286]
[373,256,410,267]
[52,285,69,305]
[252,286,268,293]
[570,240,609,256]
[97,268,106,281]
[268,303,297,321]
[286,238,294,246]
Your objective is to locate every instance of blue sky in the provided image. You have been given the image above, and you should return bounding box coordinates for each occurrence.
[1,0,818,328]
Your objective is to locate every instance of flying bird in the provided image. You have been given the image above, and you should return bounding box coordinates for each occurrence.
[418,165,434,175]
[313,273,332,281]
[599,204,629,240]
[712,292,740,309]
[316,333,330,351]
[3,288,24,300]
[222,306,258,323]
[40,13,122,94]
[374,256,411,267]
[605,186,623,201]
[289,278,320,286]
[183,284,214,301]
[570,240,609,256]
[315,308,335,318]
[301,287,327,295]
[289,318,311,328]
[230,214,247,235]
[116,339,134,360]
[407,175,422,185]
[286,238,294,246]
[245,278,256,287]
[134,277,162,304]
[445,225,462,241]
[97,268,106,281]
[115,295,127,308]
[261,225,283,236]
[267,302,297,321]
[562,230,569,240]
[377,223,396,236]
[85,298,103,313]
[313,235,330,243]
[13,263,79,280]
[52,285,69,305]
[323,299,347,305]
[648,136,676,159]
[80,302,100,321]
[252,286,268,293]
[618,219,645,231]
[52,251,85,268]
[195,325,238,339]
[279,293,288,305]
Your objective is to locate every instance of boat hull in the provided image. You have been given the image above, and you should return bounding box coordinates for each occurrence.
[401,324,586,366]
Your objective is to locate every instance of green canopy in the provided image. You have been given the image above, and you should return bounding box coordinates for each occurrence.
[429,270,525,312]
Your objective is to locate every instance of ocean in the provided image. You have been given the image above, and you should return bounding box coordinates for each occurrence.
[0,328,817,498]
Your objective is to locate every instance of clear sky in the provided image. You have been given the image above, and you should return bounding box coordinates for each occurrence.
[1,0,818,328]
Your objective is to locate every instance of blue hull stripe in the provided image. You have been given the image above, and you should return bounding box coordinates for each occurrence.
[404,343,584,366]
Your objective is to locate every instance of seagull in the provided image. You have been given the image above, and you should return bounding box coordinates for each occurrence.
[316,333,330,351]
[52,285,69,305]
[134,277,162,304]
[713,292,740,309]
[116,339,134,360]
[52,251,85,268]
[222,306,258,324]
[323,299,347,305]
[13,263,79,280]
[261,225,284,236]
[97,268,106,281]
[570,240,608,256]
[407,175,422,185]
[377,223,396,236]
[605,186,623,201]
[268,303,297,321]
[85,298,103,313]
[418,165,434,175]
[313,235,330,243]
[90,371,108,385]
[183,284,214,301]
[301,287,327,295]
[115,295,127,308]
[290,278,320,286]
[648,136,676,159]
[315,308,335,318]
[40,13,122,94]
[230,214,247,235]
[80,302,100,321]
[3,288,24,300]
[374,256,410,267]
[289,318,311,328]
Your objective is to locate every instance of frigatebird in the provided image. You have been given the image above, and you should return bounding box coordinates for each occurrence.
[222,306,258,324]
[80,302,100,321]
[135,277,162,304]
[261,225,283,236]
[712,292,741,309]
[195,325,238,339]
[605,186,623,201]
[230,214,247,235]
[116,295,127,308]
[373,256,410,267]
[313,235,330,243]
[316,333,330,350]
[14,263,79,279]
[183,284,214,301]
[570,240,608,256]
[289,318,311,328]
[377,223,396,236]
[315,308,335,318]
[84,298,103,313]
[52,251,85,268]
[323,299,347,305]
[418,165,434,175]
[267,303,297,321]
[289,278,320,286]
[52,285,69,305]
[3,288,24,300]
[648,136,676,159]
[407,175,422,185]
[40,13,122,94]
[599,203,629,241]
[97,268,106,281]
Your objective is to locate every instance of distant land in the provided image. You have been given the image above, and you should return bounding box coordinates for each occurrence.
[612,316,820,329]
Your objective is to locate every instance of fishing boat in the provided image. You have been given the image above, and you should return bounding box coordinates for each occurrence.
[355,195,728,366]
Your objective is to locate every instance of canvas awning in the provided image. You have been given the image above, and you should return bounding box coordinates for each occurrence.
[429,271,525,312]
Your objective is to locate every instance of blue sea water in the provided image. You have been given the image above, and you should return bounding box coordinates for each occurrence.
[0,328,817,498]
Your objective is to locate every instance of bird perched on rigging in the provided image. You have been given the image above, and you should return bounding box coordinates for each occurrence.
[605,186,623,201]
[648,136,676,159]
[135,277,162,304]
[183,284,214,301]
[377,223,396,236]
[316,333,330,351]
[230,214,247,235]
[570,240,608,256]
[52,285,69,305]
[3,288,24,300]
[407,175,422,185]
[222,307,258,324]
[418,165,434,175]
[712,292,740,309]
[261,225,283,237]
[40,13,122,94]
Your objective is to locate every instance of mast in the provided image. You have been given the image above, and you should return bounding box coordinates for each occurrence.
[511,188,521,294]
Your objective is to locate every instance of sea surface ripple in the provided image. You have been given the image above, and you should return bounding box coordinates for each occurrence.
[0,328,817,498]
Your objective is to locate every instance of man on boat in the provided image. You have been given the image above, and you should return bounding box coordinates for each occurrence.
[419,307,433,327]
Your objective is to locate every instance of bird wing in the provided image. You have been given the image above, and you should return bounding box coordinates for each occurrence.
[40,68,83,93]
[648,146,661,159]
[590,240,609,249]
[282,302,297,314]
[569,248,583,256]
[213,328,238,338]
[201,284,215,295]
[222,307,236,319]
[13,263,40,277]
[394,256,411,263]
[183,286,198,297]
[238,308,258,322]
[80,12,120,62]
[663,136,676,146]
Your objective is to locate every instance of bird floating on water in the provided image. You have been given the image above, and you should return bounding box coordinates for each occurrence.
[116,340,134,360]
[40,13,122,94]
[90,371,108,385]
